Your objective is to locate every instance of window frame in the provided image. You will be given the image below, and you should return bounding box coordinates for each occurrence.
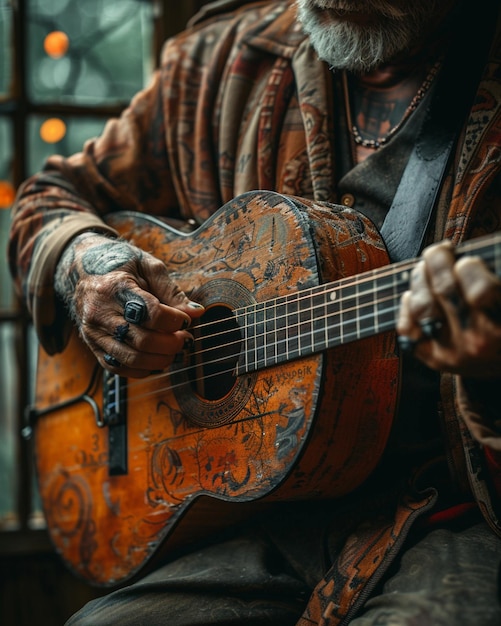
[0,0,210,556]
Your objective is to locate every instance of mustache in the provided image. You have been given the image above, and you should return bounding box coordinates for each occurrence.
[298,0,407,19]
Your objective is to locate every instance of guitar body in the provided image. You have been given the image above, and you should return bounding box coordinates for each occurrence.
[33,191,399,586]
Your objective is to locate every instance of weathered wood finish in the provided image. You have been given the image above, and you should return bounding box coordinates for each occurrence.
[33,192,399,586]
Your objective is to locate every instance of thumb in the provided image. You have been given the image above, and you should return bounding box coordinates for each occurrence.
[140,253,205,319]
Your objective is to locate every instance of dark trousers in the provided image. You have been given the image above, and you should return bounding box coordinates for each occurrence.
[66,513,501,626]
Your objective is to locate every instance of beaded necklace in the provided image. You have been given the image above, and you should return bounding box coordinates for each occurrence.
[342,59,443,150]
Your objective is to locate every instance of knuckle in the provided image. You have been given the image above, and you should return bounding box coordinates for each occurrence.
[432,271,456,299]
[121,351,136,368]
[134,334,152,352]
[407,290,433,318]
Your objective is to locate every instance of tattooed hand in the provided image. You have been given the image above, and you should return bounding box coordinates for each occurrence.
[55,233,205,378]
[397,241,501,378]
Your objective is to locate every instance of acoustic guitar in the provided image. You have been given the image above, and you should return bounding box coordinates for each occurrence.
[29,190,500,587]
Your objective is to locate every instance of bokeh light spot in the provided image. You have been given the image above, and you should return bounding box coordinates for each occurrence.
[44,31,70,58]
[40,118,67,143]
[0,181,16,208]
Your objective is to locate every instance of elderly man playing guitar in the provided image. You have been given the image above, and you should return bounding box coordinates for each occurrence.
[8,0,501,624]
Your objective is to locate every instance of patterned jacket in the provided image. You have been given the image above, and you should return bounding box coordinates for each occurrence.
[8,1,501,623]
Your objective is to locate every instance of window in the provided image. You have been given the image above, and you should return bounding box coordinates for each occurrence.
[0,0,210,550]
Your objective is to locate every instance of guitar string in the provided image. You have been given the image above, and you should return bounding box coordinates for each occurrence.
[123,242,500,400]
[176,253,417,346]
[125,290,402,404]
[122,241,499,402]
[152,233,501,359]
[125,259,416,394]
[163,235,499,348]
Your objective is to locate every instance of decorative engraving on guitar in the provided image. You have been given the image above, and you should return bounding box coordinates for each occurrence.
[33,190,400,587]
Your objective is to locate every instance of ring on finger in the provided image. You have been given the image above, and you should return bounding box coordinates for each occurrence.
[104,353,121,368]
[124,300,147,325]
[113,322,130,343]
[397,335,421,353]
[419,318,443,340]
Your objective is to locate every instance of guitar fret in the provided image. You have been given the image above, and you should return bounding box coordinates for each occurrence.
[325,288,340,346]
[236,230,501,376]
[254,302,266,369]
[378,269,408,332]
[264,300,277,368]
[340,283,358,343]
[245,306,252,371]
[283,292,297,361]
[299,293,313,356]
[311,291,325,352]
[354,279,376,341]
[275,298,288,365]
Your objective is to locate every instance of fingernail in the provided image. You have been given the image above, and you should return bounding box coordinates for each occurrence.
[188,301,204,310]
[183,337,194,350]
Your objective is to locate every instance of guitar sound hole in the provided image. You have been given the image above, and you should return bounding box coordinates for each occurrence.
[190,305,241,401]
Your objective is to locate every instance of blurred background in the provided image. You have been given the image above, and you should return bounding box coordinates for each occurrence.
[0,1,211,623]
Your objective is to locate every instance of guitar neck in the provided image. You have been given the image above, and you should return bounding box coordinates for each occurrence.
[236,232,501,374]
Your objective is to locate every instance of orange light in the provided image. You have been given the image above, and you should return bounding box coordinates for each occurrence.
[40,118,67,144]
[44,31,70,58]
[0,181,16,208]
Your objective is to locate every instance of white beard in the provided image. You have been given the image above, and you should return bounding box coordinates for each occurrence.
[296,0,441,72]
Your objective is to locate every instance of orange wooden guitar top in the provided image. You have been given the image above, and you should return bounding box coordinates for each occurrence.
[33,191,399,586]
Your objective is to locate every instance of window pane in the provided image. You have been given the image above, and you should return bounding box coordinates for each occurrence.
[28,114,107,175]
[27,0,154,105]
[0,0,13,97]
[28,324,45,529]
[0,323,20,530]
[0,116,15,311]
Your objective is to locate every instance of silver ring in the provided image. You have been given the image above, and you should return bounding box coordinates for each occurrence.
[124,300,147,325]
[420,318,443,339]
[104,353,121,368]
[397,335,419,353]
[113,323,130,343]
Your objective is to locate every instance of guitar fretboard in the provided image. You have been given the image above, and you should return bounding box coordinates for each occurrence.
[235,233,501,375]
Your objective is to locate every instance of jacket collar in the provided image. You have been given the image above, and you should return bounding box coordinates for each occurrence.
[190,0,307,59]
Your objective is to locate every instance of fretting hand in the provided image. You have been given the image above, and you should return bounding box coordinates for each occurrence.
[397,240,501,378]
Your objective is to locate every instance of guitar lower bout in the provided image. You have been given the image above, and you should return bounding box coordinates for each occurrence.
[32,191,400,586]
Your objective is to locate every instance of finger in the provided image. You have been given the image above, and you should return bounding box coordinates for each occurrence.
[396,290,420,338]
[98,333,189,375]
[109,310,196,357]
[405,259,442,322]
[396,290,425,353]
[152,302,203,333]
[110,319,194,356]
[100,354,158,379]
[83,316,191,365]
[117,288,200,334]
[454,256,501,322]
[131,327,194,356]
[136,255,205,320]
[422,241,468,332]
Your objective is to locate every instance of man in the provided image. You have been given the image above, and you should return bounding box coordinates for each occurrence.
[8,0,501,624]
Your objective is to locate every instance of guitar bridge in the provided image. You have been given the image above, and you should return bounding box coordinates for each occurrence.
[102,371,128,476]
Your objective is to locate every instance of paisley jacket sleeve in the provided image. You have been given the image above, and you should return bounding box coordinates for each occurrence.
[8,0,300,354]
[8,68,183,354]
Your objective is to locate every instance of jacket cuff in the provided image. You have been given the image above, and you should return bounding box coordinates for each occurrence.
[28,213,118,354]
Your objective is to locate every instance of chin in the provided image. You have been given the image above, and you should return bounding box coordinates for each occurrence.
[296,1,425,72]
